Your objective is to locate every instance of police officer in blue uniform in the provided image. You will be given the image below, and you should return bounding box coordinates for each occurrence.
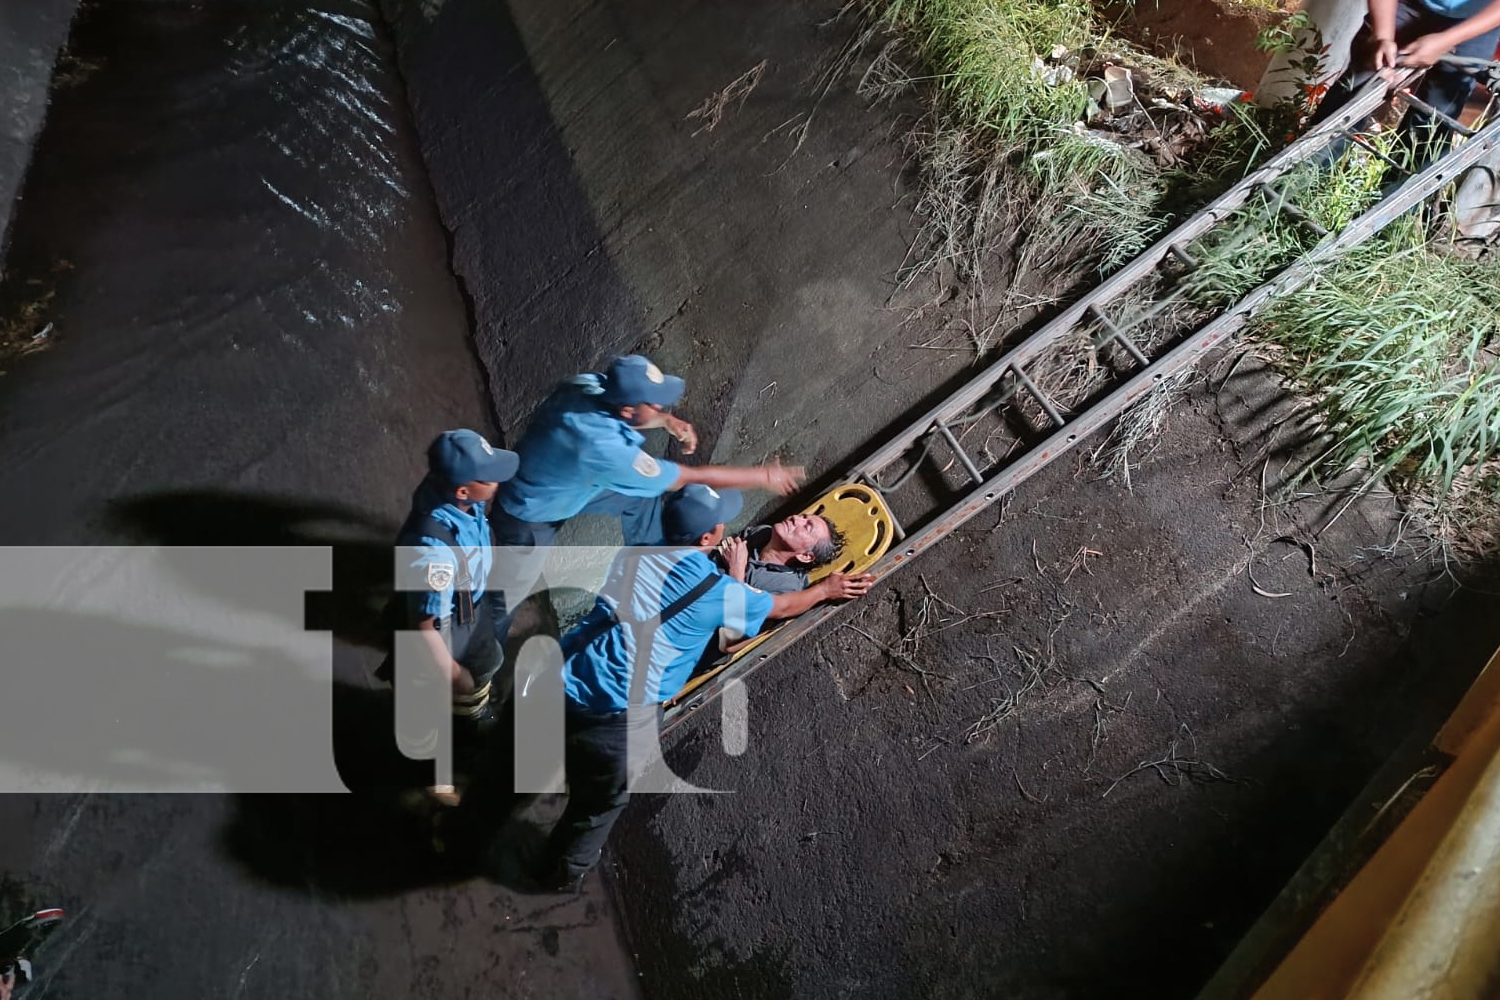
[388,429,519,795]
[535,484,875,890]
[489,354,805,659]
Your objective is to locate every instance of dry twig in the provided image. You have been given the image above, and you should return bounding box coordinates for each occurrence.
[686,59,768,136]
[1102,724,1233,798]
[841,623,950,700]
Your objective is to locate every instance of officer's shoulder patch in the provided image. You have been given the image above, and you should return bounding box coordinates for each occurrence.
[427,562,455,591]
[632,450,662,478]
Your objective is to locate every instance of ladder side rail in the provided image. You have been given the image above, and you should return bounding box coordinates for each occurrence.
[851,73,1414,480]
[664,103,1490,734]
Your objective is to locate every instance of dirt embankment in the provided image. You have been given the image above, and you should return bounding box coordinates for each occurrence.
[1103,0,1281,91]
[0,1,1494,998]
[0,0,79,258]
[381,0,1500,997]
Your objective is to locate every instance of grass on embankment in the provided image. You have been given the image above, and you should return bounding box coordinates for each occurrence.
[852,0,1500,557]
[1247,225,1500,556]
[856,0,1204,288]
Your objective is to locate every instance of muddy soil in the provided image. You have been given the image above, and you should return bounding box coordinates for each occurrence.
[614,356,1500,999]
[1104,0,1280,92]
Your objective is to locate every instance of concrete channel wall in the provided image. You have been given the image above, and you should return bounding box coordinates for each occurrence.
[0,0,78,259]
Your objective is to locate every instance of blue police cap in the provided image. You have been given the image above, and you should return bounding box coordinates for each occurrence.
[427,429,520,486]
[599,355,686,408]
[662,484,743,543]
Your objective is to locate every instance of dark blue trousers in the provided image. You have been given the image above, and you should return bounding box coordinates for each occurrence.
[1308,1,1500,170]
[544,701,661,878]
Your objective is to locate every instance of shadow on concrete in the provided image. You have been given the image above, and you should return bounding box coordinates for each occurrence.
[94,489,517,894]
[220,707,562,898]
[102,491,582,898]
[108,489,399,651]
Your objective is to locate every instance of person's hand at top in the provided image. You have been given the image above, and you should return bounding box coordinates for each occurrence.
[1371,34,1401,72]
[1396,31,1456,69]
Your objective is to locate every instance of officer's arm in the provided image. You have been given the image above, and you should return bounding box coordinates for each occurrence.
[1446,0,1500,47]
[415,616,475,694]
[1367,0,1400,70]
[767,573,876,620]
[631,409,699,455]
[671,460,804,496]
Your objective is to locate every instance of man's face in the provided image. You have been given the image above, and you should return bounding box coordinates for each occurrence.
[772,514,830,564]
[623,401,668,428]
[457,480,499,504]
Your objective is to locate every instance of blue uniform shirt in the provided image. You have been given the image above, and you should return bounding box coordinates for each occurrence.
[499,375,682,523]
[562,549,775,711]
[399,478,494,621]
[1420,0,1494,19]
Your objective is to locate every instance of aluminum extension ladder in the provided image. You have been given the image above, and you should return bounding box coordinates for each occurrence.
[662,68,1500,733]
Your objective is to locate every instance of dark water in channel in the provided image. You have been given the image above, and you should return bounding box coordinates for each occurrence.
[0,0,488,544]
[0,6,646,997]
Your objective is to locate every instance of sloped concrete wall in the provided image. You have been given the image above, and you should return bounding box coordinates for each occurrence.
[0,0,78,260]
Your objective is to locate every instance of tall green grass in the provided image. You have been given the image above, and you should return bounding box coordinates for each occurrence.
[1249,229,1500,514]
[879,0,1094,144]
[1172,137,1500,544]
[868,0,1168,279]
[861,0,1500,551]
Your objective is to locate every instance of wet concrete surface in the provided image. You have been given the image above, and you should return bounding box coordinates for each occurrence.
[386,0,971,473]
[0,1,636,995]
[0,0,77,256]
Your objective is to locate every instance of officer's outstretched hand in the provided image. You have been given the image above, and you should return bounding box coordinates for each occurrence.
[665,414,698,455]
[817,572,875,601]
[760,458,805,496]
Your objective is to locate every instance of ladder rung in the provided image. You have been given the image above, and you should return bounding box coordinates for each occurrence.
[1394,89,1476,138]
[1262,184,1329,238]
[1009,365,1067,428]
[1168,242,1199,269]
[1349,132,1412,174]
[887,505,907,541]
[933,420,985,485]
[1086,305,1150,368]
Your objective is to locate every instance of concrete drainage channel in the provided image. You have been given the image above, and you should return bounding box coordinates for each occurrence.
[4,1,1500,999]
[0,0,638,996]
